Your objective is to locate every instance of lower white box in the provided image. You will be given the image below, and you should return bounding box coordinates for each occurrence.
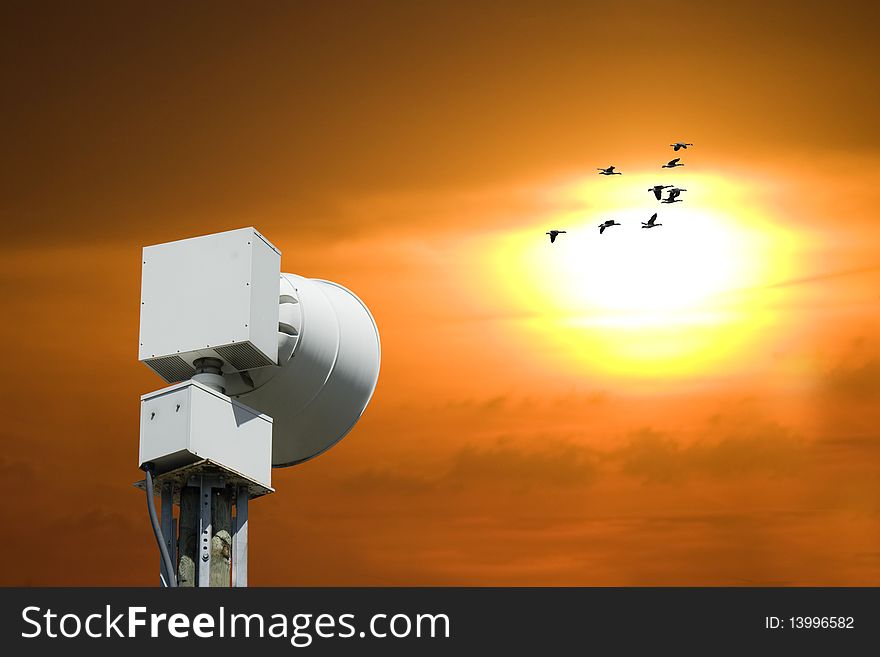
[139,380,272,489]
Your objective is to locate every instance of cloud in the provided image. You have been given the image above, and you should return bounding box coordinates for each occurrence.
[52,507,137,535]
[345,403,813,497]
[824,358,880,401]
[341,436,600,496]
[342,468,436,495]
[0,456,36,489]
[446,439,599,490]
[614,423,806,483]
[817,435,880,454]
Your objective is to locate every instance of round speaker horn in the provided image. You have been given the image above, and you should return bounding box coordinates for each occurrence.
[225,273,380,467]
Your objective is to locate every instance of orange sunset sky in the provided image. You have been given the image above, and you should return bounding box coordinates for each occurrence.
[1,1,879,585]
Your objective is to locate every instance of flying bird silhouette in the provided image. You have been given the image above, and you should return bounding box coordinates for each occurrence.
[546,230,567,243]
[598,219,621,234]
[671,142,693,152]
[662,158,684,169]
[648,184,673,200]
[597,166,622,175]
[661,188,686,203]
[641,213,661,229]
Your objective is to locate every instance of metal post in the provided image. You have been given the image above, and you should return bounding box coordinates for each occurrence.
[233,487,249,587]
[178,486,198,587]
[198,476,212,587]
[160,482,175,586]
[210,487,232,587]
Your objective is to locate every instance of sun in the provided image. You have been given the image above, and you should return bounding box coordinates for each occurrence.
[471,171,802,379]
[542,207,742,317]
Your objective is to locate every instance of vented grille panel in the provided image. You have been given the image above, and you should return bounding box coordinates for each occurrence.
[215,342,274,371]
[145,355,196,383]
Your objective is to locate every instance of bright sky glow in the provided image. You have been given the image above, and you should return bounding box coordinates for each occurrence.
[481,171,804,378]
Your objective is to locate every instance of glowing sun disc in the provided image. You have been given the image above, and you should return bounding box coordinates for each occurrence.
[476,172,801,378]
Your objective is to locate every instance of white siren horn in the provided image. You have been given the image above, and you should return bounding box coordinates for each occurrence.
[224,273,381,466]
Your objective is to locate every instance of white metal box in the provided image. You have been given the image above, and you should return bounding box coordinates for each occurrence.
[139,227,281,382]
[139,380,273,490]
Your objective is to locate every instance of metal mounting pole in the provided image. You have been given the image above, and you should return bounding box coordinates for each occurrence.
[210,487,232,587]
[143,469,261,587]
[178,486,198,586]
[233,487,249,587]
[198,476,212,587]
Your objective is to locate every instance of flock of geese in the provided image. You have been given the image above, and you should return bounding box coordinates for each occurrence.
[546,142,693,242]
